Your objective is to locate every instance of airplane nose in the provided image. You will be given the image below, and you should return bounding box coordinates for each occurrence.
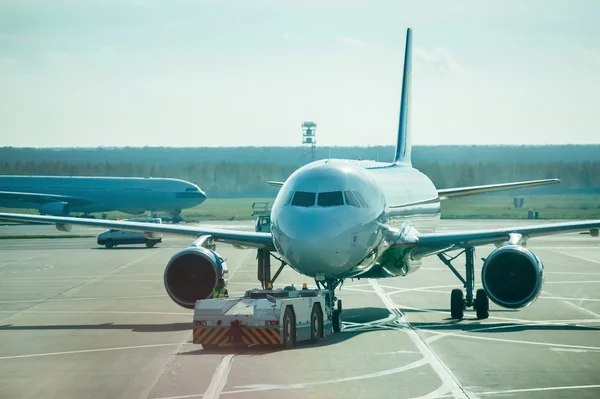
[274,209,350,276]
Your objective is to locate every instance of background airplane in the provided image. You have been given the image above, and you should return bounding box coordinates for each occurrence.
[1,28,598,331]
[0,175,206,223]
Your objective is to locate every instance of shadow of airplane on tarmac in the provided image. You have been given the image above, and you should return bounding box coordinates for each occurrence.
[2,306,598,355]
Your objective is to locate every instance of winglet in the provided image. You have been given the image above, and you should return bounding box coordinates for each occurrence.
[394,28,413,165]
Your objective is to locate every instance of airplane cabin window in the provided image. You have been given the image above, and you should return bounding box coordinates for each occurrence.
[317,191,344,207]
[353,191,369,208]
[291,191,316,207]
[344,191,361,207]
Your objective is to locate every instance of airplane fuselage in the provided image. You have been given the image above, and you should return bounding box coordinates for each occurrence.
[0,176,206,215]
[271,159,440,280]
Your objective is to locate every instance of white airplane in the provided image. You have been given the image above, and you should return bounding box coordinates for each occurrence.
[0,175,206,222]
[1,28,598,331]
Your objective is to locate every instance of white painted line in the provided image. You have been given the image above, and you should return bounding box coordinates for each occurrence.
[478,384,600,396]
[545,280,600,284]
[542,290,600,319]
[203,354,235,399]
[369,280,473,399]
[549,347,600,353]
[539,296,600,302]
[0,295,167,304]
[223,358,430,395]
[0,254,48,268]
[422,328,600,351]
[385,285,457,296]
[154,358,433,398]
[0,310,190,315]
[342,287,377,294]
[0,273,162,280]
[547,250,600,264]
[0,343,182,360]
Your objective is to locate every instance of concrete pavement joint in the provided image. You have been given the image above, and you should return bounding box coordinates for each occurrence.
[369,279,474,399]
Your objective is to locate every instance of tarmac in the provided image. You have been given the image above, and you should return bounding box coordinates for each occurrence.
[0,220,599,399]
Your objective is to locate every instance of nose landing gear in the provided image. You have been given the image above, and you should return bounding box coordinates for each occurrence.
[316,277,344,333]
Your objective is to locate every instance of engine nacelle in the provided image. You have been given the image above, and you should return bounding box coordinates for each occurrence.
[56,223,72,232]
[482,245,544,309]
[163,246,227,309]
[39,201,70,216]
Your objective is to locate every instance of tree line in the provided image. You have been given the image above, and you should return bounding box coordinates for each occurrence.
[1,160,598,197]
[1,145,599,165]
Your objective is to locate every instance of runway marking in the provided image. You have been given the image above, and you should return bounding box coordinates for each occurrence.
[385,285,458,296]
[61,252,156,296]
[418,267,600,275]
[0,273,162,280]
[342,286,378,294]
[369,280,473,399]
[545,280,600,284]
[542,290,600,319]
[547,250,600,265]
[0,310,189,315]
[387,287,600,304]
[223,358,430,396]
[152,358,433,399]
[478,384,600,396]
[0,342,183,360]
[203,354,235,399]
[0,295,167,304]
[422,327,600,351]
[549,347,600,353]
[0,254,48,268]
[0,253,159,324]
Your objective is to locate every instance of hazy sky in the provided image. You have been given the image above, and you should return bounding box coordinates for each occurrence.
[1,1,599,147]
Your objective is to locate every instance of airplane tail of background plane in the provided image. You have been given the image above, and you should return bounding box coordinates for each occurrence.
[393,28,413,166]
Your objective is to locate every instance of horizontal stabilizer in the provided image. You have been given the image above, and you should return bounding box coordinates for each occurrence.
[437,178,559,200]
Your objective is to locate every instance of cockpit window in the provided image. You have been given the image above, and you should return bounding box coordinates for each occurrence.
[317,191,344,207]
[344,191,360,207]
[353,191,369,208]
[291,191,316,207]
[283,191,294,206]
[185,187,199,192]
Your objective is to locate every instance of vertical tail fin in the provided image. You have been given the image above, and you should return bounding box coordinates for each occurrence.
[393,28,413,165]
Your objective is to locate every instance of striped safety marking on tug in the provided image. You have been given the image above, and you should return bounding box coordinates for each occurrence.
[193,327,280,345]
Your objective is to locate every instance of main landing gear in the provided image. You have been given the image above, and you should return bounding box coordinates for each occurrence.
[438,247,489,320]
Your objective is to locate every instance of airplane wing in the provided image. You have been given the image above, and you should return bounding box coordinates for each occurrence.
[412,220,600,258]
[0,213,274,250]
[437,178,560,200]
[267,181,284,187]
[0,191,92,205]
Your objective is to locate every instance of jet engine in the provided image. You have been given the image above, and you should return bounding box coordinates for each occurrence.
[481,245,544,309]
[163,246,226,309]
[39,201,70,216]
[56,223,72,232]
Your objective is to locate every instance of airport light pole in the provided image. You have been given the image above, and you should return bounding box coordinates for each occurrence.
[302,121,317,163]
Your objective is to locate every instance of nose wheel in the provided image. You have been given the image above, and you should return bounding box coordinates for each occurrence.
[316,278,344,333]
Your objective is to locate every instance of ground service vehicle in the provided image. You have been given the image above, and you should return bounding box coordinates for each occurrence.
[96,217,163,248]
[192,287,336,349]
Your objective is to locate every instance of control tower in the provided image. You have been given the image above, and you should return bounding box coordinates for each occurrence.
[301,121,317,163]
